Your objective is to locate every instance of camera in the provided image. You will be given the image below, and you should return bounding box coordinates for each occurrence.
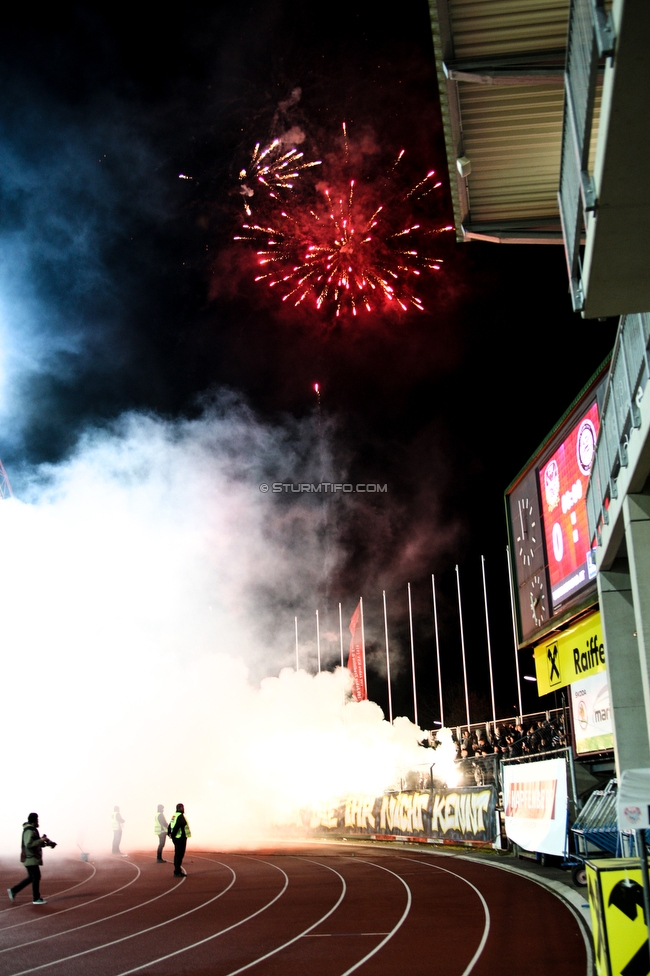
[42,835,57,849]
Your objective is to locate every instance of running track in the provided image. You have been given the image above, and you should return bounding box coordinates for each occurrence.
[0,844,589,975]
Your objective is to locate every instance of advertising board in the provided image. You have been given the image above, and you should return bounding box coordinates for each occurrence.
[570,669,613,754]
[502,757,568,855]
[534,609,606,695]
[538,400,600,612]
[617,768,650,830]
[587,859,648,976]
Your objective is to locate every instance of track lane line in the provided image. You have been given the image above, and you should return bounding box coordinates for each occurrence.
[395,855,490,976]
[0,875,185,953]
[449,850,593,976]
[0,862,97,919]
[8,857,249,975]
[0,861,141,933]
[114,854,344,976]
[208,856,347,976]
[304,932,389,937]
[333,855,412,976]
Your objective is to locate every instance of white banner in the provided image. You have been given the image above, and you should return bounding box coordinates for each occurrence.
[570,669,613,754]
[618,768,650,830]
[503,757,568,856]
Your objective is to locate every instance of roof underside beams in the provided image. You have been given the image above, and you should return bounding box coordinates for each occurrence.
[429,0,573,242]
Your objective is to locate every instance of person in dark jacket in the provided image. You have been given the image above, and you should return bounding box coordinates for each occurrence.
[155,804,169,862]
[168,803,191,877]
[7,813,56,905]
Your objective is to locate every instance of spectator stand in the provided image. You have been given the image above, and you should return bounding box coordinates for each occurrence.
[406,709,570,795]
[403,709,618,870]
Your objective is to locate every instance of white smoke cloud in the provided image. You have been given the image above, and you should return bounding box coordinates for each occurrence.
[1,403,431,857]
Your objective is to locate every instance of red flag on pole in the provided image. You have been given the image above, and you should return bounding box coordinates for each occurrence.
[348,602,367,702]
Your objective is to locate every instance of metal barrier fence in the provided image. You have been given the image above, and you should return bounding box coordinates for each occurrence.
[558,0,615,311]
[404,753,501,795]
[587,312,650,546]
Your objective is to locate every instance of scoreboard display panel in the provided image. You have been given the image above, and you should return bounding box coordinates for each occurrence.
[505,364,607,647]
[538,400,599,612]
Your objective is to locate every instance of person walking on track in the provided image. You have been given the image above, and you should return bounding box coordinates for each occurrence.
[155,804,169,862]
[168,802,191,877]
[7,812,57,905]
[112,806,126,855]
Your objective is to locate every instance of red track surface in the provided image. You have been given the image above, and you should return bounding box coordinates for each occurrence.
[0,845,588,975]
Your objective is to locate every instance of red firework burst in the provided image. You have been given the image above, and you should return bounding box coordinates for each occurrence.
[235,124,452,317]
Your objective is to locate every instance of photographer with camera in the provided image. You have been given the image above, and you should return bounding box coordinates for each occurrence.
[7,812,57,905]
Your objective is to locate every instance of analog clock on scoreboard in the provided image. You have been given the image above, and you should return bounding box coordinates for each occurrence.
[508,468,548,642]
[528,573,547,629]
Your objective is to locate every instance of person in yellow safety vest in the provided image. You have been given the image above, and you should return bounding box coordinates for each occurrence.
[167,803,191,877]
[111,806,125,856]
[154,805,169,863]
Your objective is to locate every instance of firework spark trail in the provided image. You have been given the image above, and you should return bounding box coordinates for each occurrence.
[235,124,453,317]
[238,139,322,215]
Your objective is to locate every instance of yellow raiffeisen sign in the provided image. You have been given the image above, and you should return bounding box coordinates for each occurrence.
[534,610,605,695]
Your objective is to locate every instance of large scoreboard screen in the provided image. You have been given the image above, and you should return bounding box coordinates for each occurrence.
[506,364,607,647]
[539,401,599,612]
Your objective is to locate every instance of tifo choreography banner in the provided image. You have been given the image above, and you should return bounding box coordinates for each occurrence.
[302,787,497,845]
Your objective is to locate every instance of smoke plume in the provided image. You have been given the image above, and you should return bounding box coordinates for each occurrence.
[1,403,431,855]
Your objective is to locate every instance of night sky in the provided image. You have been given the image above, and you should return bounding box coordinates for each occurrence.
[0,1,617,726]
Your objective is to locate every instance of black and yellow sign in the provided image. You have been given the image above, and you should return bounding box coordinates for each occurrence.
[534,609,605,695]
[587,858,649,976]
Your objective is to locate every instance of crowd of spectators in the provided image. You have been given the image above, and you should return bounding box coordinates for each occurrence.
[448,715,567,761]
[418,713,567,759]
[402,713,569,791]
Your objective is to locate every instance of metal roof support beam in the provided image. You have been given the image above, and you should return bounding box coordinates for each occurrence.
[444,64,565,86]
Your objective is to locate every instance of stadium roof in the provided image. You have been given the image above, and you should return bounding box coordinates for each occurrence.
[428,0,601,244]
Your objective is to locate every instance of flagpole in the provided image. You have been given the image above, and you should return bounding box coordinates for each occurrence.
[316,609,321,674]
[407,582,419,727]
[360,596,367,694]
[455,565,471,729]
[338,602,344,669]
[431,574,444,727]
[506,546,524,719]
[294,615,299,672]
[481,555,497,728]
[383,590,393,724]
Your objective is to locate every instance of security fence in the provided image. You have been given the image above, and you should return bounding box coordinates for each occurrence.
[558,0,615,311]
[587,312,650,547]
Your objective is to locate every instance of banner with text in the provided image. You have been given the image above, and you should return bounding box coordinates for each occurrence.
[304,787,497,845]
[503,757,568,855]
